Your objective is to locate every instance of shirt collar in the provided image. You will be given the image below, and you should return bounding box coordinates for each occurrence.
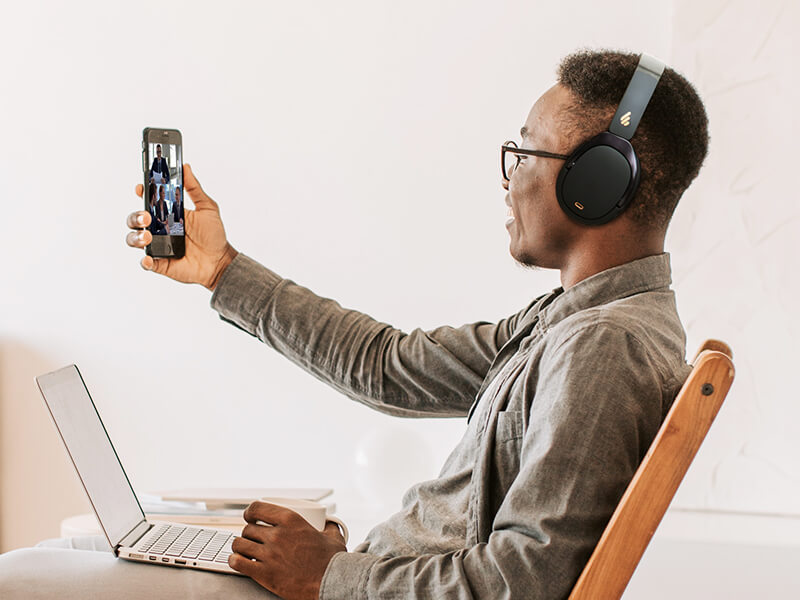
[538,253,673,328]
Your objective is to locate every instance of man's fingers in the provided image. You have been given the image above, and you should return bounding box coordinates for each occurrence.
[228,553,261,579]
[240,523,274,544]
[126,211,151,230]
[231,536,267,561]
[183,163,218,211]
[135,183,143,198]
[126,229,152,248]
[323,521,346,543]
[243,501,305,528]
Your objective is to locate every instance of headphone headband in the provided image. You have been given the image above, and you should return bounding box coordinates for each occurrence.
[608,54,665,140]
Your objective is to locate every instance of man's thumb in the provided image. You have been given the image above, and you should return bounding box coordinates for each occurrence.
[183,163,217,211]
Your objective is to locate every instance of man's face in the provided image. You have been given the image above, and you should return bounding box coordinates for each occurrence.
[175,188,181,202]
[157,146,162,156]
[504,84,580,269]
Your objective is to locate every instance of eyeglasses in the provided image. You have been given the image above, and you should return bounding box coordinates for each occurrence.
[501,140,570,182]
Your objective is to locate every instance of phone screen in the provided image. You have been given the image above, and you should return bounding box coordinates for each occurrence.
[145,141,183,237]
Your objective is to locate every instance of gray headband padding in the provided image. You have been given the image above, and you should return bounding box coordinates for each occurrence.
[609,54,666,140]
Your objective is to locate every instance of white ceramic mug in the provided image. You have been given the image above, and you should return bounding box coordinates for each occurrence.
[260,497,349,545]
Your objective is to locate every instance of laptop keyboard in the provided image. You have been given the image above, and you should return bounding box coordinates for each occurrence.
[134,524,234,563]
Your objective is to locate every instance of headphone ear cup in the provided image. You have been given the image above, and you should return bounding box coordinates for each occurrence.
[556,134,638,225]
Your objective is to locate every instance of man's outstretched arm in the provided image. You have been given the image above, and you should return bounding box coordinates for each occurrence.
[126,165,527,417]
[210,252,525,417]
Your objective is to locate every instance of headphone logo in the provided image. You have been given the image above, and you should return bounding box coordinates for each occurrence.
[620,111,632,127]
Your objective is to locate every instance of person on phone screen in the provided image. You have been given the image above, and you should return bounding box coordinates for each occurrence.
[171,185,184,231]
[0,50,711,600]
[146,182,163,236]
[150,185,169,236]
[150,144,170,185]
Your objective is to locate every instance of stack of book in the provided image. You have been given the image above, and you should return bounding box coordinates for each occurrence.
[142,488,334,532]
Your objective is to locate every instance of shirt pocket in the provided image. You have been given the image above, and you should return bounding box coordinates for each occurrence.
[496,410,524,443]
[490,410,525,507]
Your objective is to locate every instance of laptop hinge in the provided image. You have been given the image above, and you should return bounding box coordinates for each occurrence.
[117,520,152,553]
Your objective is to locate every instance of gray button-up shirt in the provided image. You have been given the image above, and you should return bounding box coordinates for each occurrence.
[210,252,691,600]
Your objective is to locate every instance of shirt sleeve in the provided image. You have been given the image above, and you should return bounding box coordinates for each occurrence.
[210,253,526,417]
[319,322,667,599]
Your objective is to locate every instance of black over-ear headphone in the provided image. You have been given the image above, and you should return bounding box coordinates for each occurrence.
[555,54,665,225]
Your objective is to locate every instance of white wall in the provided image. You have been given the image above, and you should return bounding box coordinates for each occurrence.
[0,0,795,570]
[667,0,800,517]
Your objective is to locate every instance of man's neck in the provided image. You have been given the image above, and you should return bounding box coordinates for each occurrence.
[558,232,665,289]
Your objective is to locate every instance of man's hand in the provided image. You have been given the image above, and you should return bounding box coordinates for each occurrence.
[229,501,347,600]
[125,164,238,290]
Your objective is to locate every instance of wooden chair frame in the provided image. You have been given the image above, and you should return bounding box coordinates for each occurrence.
[568,339,735,600]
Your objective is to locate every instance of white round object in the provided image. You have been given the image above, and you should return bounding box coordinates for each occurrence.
[60,513,102,538]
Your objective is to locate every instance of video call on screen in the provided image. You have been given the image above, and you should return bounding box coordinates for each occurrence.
[146,142,184,236]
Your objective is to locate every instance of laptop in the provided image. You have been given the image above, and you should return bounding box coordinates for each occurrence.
[35,364,240,575]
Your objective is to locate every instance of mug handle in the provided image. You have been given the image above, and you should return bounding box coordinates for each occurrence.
[325,515,349,546]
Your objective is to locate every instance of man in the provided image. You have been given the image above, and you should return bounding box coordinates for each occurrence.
[150,143,170,184]
[146,181,159,235]
[171,185,184,232]
[150,185,170,236]
[0,50,708,599]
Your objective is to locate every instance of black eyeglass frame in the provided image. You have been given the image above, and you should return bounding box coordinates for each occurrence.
[501,140,570,182]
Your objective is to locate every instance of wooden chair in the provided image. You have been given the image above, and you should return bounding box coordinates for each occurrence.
[568,339,735,600]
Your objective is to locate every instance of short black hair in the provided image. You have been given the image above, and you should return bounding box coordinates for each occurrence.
[557,50,709,230]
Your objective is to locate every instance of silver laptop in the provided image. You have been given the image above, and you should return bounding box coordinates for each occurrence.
[35,364,241,575]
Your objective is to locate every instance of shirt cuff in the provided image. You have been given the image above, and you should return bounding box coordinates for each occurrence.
[319,551,380,600]
[209,253,282,336]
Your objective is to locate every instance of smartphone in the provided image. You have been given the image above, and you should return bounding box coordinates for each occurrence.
[142,127,184,258]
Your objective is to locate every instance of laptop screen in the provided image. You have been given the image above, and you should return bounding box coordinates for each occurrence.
[36,365,146,547]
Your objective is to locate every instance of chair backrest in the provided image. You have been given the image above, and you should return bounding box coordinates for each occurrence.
[567,339,735,600]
